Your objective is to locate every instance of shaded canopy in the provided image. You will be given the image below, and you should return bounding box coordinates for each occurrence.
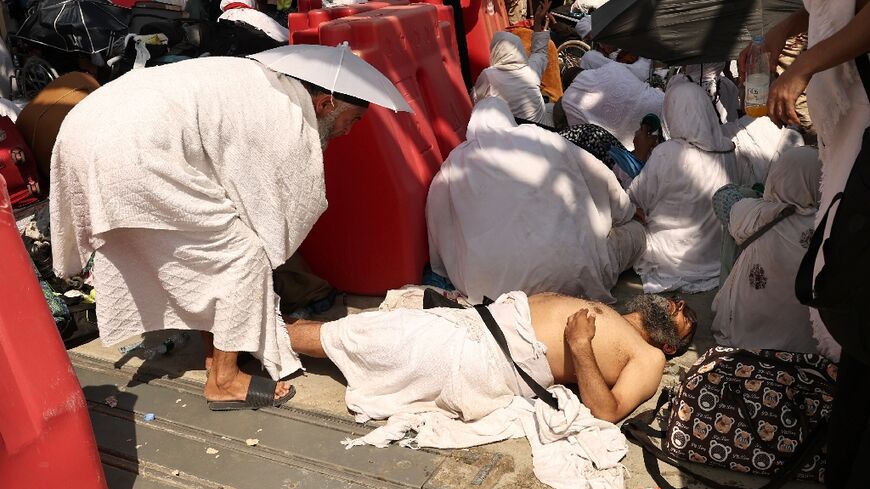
[590,0,803,65]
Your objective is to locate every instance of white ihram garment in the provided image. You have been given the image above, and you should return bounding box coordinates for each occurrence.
[218,8,290,42]
[473,31,552,125]
[426,98,641,304]
[50,57,326,379]
[327,291,628,489]
[562,62,664,149]
[628,79,737,293]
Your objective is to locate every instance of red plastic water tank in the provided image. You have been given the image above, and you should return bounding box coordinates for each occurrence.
[299,5,471,294]
[457,0,510,83]
[0,178,106,488]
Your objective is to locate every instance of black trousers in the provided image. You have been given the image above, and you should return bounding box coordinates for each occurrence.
[825,348,870,488]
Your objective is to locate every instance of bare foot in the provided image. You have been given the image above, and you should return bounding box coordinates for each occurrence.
[204,369,291,402]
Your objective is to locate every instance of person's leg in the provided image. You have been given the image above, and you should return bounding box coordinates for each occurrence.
[204,347,291,401]
[606,220,646,283]
[287,319,327,358]
[201,331,214,372]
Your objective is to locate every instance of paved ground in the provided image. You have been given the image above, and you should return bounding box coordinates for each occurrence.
[71,272,824,488]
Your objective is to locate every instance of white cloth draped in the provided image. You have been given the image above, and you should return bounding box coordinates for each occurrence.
[426,98,641,304]
[50,57,326,379]
[327,291,628,489]
[722,115,805,185]
[802,0,869,362]
[712,147,824,355]
[473,31,552,125]
[218,7,289,42]
[628,80,737,293]
[580,50,652,82]
[562,62,664,149]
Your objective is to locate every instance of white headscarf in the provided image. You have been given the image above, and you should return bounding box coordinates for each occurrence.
[730,147,822,248]
[428,97,636,303]
[662,79,735,153]
[489,32,529,71]
[574,16,592,39]
[722,115,804,185]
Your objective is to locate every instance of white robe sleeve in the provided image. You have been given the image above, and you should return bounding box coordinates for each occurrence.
[627,148,665,213]
[527,32,551,84]
[571,144,635,225]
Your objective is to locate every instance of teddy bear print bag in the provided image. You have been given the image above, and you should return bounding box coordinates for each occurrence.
[624,346,836,487]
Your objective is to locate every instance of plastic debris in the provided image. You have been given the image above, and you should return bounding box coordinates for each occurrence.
[119,332,192,359]
[206,447,219,455]
[104,395,118,408]
[181,404,187,408]
[171,470,180,476]
[143,413,156,422]
[175,399,181,404]
[245,438,259,446]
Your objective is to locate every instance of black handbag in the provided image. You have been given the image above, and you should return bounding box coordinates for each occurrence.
[795,53,870,359]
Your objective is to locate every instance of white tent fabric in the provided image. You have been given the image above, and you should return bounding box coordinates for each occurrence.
[628,80,737,293]
[426,98,640,304]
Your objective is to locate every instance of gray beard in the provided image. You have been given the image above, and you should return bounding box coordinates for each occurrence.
[625,294,680,349]
[316,105,344,150]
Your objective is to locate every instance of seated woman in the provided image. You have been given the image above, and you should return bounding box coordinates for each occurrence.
[427,98,645,305]
[628,80,737,293]
[558,113,663,188]
[711,147,826,355]
[472,1,553,126]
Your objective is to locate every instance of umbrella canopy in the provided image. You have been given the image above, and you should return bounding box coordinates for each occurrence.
[590,0,804,65]
[248,43,413,113]
[15,0,129,54]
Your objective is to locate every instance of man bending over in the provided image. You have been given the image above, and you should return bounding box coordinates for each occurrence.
[289,291,696,423]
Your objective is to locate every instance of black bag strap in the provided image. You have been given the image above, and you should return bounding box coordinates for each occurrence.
[738,205,795,251]
[420,289,559,410]
[473,304,560,410]
[622,396,828,489]
[795,196,838,306]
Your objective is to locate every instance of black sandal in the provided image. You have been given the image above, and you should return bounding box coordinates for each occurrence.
[207,376,296,411]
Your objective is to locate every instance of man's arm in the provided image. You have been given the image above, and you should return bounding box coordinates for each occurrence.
[565,310,664,422]
[768,1,870,126]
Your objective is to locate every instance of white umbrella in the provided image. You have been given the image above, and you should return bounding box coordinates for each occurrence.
[248,43,413,113]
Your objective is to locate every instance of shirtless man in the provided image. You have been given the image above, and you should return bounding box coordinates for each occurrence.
[529,293,695,422]
[289,292,696,423]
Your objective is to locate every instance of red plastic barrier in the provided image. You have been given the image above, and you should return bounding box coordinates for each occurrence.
[289,2,402,44]
[457,0,510,83]
[299,5,471,294]
[0,180,106,488]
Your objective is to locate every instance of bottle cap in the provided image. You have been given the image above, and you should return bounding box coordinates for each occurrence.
[753,35,763,43]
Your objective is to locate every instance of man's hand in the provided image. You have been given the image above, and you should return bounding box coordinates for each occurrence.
[633,206,646,224]
[533,0,552,32]
[565,308,596,345]
[767,65,810,127]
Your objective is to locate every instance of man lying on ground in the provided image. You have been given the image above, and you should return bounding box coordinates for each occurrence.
[289,290,697,424]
